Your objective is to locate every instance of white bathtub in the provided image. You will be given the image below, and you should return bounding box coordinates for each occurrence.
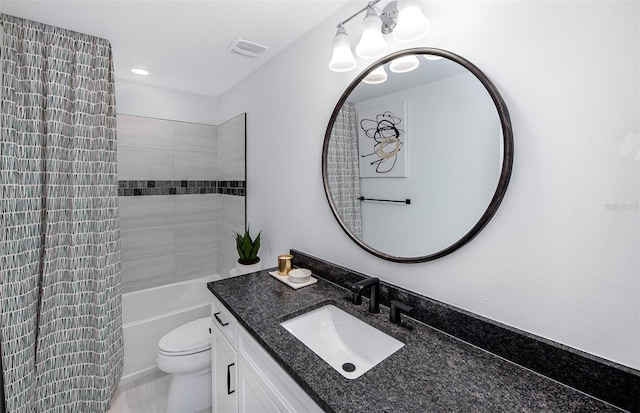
[120,275,220,384]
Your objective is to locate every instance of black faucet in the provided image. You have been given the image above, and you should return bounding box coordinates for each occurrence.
[350,278,380,313]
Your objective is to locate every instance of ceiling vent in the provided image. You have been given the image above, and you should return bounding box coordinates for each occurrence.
[227,39,269,58]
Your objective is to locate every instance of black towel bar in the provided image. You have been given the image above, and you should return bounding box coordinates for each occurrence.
[358,196,411,205]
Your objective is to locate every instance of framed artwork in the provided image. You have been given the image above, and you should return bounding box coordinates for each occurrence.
[357,101,407,178]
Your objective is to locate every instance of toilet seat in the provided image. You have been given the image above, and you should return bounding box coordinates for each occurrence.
[158,317,211,356]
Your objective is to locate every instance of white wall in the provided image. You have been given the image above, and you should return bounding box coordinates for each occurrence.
[217,0,639,370]
[115,78,219,124]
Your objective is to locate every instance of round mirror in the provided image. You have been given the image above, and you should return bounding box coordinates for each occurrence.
[322,48,513,263]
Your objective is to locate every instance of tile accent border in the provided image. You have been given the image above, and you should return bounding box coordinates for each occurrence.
[117,180,245,197]
[291,249,640,413]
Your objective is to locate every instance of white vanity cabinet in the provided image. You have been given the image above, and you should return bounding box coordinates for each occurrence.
[210,295,322,413]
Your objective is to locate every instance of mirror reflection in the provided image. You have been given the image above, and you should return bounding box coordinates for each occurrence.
[323,48,513,262]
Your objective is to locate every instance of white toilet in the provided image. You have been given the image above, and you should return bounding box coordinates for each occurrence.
[156,317,212,413]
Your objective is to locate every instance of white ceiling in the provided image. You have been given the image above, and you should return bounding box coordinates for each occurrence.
[2,0,350,97]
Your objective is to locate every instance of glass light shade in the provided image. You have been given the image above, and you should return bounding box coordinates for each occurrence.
[393,0,431,42]
[355,8,388,59]
[424,54,443,61]
[390,55,420,73]
[362,65,388,84]
[329,26,357,72]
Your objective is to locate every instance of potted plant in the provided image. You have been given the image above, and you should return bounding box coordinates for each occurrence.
[234,226,262,275]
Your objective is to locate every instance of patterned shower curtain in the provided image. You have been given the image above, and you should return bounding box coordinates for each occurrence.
[327,102,362,238]
[0,14,123,412]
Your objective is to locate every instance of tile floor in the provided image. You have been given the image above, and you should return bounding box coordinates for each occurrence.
[109,370,212,413]
[110,370,170,413]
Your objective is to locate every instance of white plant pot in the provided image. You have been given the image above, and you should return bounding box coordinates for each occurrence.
[235,259,262,276]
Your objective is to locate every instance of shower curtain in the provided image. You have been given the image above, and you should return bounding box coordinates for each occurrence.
[0,14,123,412]
[327,102,362,238]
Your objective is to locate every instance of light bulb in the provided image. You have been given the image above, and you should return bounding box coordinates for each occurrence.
[363,65,388,84]
[393,0,430,42]
[355,7,387,59]
[390,55,420,73]
[329,26,356,72]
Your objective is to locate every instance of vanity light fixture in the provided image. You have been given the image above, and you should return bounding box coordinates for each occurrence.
[329,0,430,72]
[362,65,388,84]
[355,6,388,59]
[131,68,149,76]
[389,54,419,73]
[329,25,357,72]
[393,0,431,42]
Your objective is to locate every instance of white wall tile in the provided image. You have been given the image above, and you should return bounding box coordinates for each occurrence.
[117,114,174,150]
[117,147,174,180]
[217,194,246,277]
[173,150,216,180]
[174,194,217,224]
[217,249,237,278]
[175,221,217,253]
[216,113,245,181]
[119,195,174,229]
[173,121,216,153]
[120,226,175,261]
[121,254,176,294]
[217,194,245,227]
[175,249,217,282]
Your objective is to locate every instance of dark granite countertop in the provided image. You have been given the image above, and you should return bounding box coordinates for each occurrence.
[207,270,623,413]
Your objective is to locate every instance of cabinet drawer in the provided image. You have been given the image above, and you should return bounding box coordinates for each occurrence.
[211,295,237,346]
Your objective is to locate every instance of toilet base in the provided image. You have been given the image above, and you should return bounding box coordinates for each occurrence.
[165,368,212,413]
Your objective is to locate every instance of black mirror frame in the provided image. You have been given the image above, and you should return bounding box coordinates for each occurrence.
[322,48,514,263]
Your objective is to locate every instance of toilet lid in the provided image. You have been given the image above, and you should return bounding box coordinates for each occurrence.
[158,317,211,355]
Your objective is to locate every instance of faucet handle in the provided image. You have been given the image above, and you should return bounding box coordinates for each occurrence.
[389,300,414,324]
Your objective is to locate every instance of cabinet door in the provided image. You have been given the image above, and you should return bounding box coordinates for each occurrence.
[212,321,237,413]
[237,327,323,412]
[237,359,281,413]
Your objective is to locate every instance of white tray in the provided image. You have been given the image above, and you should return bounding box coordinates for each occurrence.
[269,271,318,289]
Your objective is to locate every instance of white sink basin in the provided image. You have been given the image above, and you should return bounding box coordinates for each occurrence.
[280,305,404,379]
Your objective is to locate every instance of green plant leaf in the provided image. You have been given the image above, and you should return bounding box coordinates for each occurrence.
[234,226,261,264]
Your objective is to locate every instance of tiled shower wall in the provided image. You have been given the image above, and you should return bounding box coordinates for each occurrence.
[216,115,246,276]
[117,113,245,293]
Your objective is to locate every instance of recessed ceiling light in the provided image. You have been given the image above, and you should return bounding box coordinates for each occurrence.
[131,68,149,76]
